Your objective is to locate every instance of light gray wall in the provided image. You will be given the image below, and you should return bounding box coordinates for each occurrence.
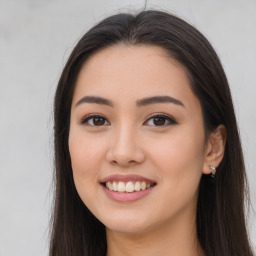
[0,0,255,255]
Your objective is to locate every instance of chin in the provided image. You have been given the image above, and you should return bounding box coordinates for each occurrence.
[100,213,154,235]
[106,222,149,234]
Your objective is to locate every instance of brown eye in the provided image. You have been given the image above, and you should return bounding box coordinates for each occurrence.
[81,115,110,126]
[145,114,177,126]
[92,117,105,126]
[152,117,166,126]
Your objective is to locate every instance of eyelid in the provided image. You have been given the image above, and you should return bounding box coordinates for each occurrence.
[81,112,177,126]
[81,113,110,126]
[144,112,177,126]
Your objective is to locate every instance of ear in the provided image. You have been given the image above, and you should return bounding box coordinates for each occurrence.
[203,125,226,175]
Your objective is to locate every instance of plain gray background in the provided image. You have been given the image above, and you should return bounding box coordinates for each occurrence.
[0,0,255,255]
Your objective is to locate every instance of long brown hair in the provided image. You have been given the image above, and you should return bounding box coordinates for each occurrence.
[50,9,254,256]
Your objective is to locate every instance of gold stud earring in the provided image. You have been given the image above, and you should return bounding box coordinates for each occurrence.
[209,165,216,178]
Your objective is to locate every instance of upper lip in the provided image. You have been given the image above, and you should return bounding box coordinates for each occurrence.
[100,174,156,184]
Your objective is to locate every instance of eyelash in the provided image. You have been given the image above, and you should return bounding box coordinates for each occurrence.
[81,112,177,127]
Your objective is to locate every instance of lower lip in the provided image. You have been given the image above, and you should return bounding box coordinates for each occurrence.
[101,185,155,202]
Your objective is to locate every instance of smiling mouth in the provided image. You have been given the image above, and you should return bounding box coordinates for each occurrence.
[101,181,157,193]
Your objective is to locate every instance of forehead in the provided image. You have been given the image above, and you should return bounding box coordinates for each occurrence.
[72,44,198,109]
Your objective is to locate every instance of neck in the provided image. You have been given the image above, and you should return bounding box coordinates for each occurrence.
[106,210,205,256]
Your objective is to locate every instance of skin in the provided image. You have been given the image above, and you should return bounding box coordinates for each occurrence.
[68,44,226,256]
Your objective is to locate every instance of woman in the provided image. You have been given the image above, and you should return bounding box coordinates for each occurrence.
[49,10,254,256]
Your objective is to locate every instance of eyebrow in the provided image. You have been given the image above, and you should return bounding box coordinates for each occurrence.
[137,95,184,107]
[75,95,184,108]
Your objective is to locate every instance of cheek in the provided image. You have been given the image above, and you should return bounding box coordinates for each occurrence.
[150,131,204,168]
[147,126,205,195]
[68,132,105,195]
[145,132,204,221]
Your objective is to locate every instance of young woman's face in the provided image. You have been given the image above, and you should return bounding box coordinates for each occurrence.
[69,44,208,234]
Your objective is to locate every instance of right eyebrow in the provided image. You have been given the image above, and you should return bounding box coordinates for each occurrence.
[75,96,114,108]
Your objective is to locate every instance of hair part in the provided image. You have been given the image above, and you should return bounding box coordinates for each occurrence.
[50,9,254,256]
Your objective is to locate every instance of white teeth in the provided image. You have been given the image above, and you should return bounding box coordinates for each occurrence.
[134,181,141,191]
[105,181,153,192]
[117,181,126,192]
[126,181,134,193]
[108,182,113,190]
[113,181,118,191]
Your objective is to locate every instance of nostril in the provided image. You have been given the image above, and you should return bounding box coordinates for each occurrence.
[105,143,146,166]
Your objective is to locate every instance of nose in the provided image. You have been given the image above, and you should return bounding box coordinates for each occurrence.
[105,124,145,167]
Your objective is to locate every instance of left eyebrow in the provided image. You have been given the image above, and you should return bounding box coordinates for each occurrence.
[136,96,184,107]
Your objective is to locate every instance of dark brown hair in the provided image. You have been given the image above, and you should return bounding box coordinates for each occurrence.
[50,9,254,256]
